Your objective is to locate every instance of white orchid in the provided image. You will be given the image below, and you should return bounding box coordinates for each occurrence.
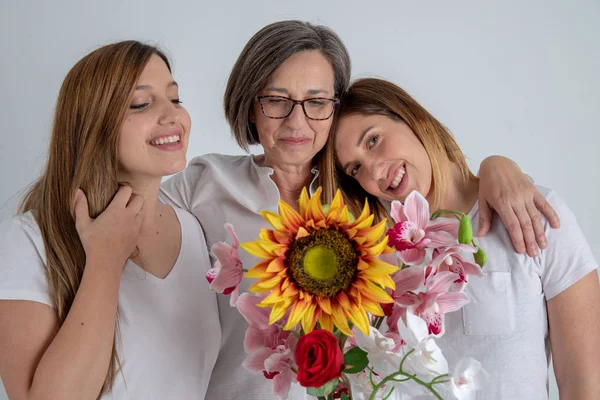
[354,326,404,377]
[397,312,448,378]
[450,358,490,400]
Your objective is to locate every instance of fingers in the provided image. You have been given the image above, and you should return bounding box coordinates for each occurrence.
[110,185,135,209]
[534,191,561,229]
[495,205,527,254]
[526,200,548,249]
[512,204,539,257]
[73,189,91,231]
[476,199,493,237]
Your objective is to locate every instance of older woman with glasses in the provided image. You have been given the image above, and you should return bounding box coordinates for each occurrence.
[159,20,560,399]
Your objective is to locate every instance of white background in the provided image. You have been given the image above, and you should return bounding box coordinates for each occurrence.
[1,1,598,399]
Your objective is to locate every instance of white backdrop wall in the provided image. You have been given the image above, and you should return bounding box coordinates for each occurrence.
[1,1,598,399]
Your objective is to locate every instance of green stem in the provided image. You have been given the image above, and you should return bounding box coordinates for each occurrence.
[431,209,464,220]
[373,316,384,330]
[368,349,447,400]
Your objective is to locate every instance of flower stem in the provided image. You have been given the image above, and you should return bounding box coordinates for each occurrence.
[373,316,384,330]
[431,209,464,220]
[368,349,447,400]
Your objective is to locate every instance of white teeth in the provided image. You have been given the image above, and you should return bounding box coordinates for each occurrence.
[389,167,405,189]
[150,135,180,145]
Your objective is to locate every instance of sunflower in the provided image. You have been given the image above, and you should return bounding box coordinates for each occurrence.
[241,187,398,336]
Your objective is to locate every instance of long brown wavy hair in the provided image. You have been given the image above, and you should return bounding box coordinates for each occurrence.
[320,78,474,224]
[19,40,170,395]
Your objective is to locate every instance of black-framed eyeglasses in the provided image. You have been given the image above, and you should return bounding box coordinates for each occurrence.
[255,95,340,121]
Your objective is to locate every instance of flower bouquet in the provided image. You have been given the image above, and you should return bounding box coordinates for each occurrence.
[206,187,488,399]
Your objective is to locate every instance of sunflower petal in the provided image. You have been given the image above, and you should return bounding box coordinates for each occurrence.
[363,236,390,257]
[265,257,286,273]
[296,226,310,239]
[284,299,308,330]
[261,211,284,230]
[245,260,271,278]
[331,306,353,337]
[351,200,372,228]
[298,187,310,216]
[330,189,345,211]
[269,302,289,325]
[240,241,273,258]
[361,280,395,304]
[361,298,385,316]
[359,219,388,245]
[301,301,318,334]
[254,274,282,290]
[319,313,334,332]
[347,305,370,335]
[316,296,332,315]
[278,201,304,231]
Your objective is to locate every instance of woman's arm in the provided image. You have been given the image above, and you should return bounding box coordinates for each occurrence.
[478,155,560,256]
[547,271,600,398]
[0,187,143,400]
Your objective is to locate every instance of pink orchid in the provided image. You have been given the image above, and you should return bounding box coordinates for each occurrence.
[411,270,470,336]
[206,223,243,306]
[385,266,423,333]
[237,293,298,400]
[433,245,483,292]
[387,191,459,265]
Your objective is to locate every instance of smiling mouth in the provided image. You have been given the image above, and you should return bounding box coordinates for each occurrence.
[150,134,181,145]
[387,165,406,190]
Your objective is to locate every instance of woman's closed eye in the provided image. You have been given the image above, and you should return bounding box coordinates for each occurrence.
[130,102,149,110]
[130,98,182,110]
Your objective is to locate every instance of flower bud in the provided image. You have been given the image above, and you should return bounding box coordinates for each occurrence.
[474,246,487,267]
[458,215,473,244]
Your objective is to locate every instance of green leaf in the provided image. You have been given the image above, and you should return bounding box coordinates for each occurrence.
[306,378,339,397]
[340,392,350,400]
[344,346,369,374]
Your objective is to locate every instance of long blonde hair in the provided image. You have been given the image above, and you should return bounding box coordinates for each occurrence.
[320,78,474,223]
[19,40,170,395]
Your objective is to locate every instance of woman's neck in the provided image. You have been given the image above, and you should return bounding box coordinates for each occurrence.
[256,154,314,210]
[436,165,479,215]
[117,176,166,235]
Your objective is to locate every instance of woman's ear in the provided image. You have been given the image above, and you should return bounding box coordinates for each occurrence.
[249,109,256,123]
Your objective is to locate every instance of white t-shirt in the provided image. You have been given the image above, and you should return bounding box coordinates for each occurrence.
[160,153,318,400]
[161,155,598,399]
[0,206,221,400]
[434,186,598,400]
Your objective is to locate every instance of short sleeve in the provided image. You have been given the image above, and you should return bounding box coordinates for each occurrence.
[0,213,53,307]
[540,190,598,300]
[160,155,214,214]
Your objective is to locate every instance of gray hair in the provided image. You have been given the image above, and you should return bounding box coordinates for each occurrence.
[224,20,351,151]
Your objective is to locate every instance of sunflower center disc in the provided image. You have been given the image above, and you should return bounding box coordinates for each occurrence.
[287,228,358,298]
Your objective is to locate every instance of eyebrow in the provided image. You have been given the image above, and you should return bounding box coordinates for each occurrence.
[263,87,331,96]
[341,125,375,173]
[135,81,178,91]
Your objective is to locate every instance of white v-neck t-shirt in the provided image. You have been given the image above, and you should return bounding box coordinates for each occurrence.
[0,206,221,399]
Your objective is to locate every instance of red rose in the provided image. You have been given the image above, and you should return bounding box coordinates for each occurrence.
[294,329,345,388]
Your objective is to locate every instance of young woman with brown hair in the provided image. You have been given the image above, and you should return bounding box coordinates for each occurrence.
[324,77,600,399]
[0,41,220,399]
